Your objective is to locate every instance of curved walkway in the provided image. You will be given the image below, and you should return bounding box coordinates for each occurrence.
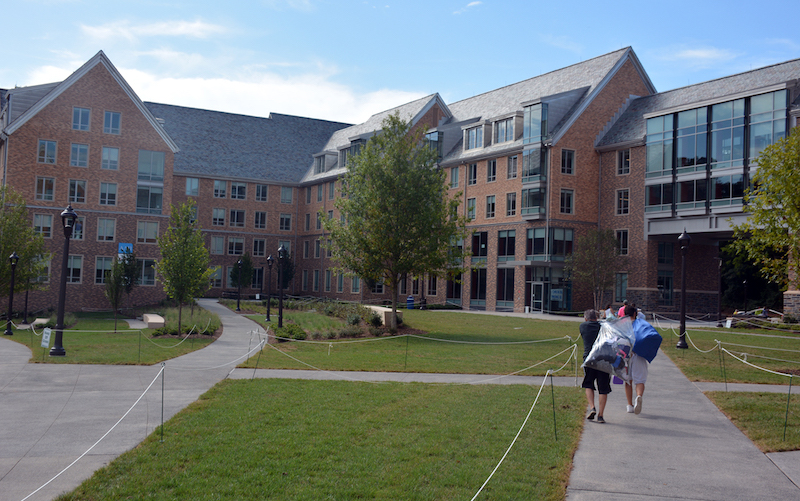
[1,302,799,500]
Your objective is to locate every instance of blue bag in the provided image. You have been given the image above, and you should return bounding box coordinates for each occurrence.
[632,318,662,363]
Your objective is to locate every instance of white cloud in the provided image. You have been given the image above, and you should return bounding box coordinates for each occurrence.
[539,35,582,54]
[81,20,227,43]
[655,46,739,69]
[453,1,481,14]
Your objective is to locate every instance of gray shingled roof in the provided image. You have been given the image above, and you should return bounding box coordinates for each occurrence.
[3,82,60,125]
[596,57,800,149]
[145,103,351,184]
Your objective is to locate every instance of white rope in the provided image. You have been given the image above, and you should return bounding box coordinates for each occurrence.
[168,339,265,371]
[462,345,577,385]
[684,333,720,354]
[408,334,571,345]
[20,365,165,501]
[735,352,800,365]
[470,370,551,501]
[263,340,385,383]
[721,347,794,378]
[719,341,800,354]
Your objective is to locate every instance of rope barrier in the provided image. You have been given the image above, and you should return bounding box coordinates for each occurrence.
[470,370,551,501]
[720,348,794,378]
[167,339,266,371]
[20,365,165,501]
[460,345,578,386]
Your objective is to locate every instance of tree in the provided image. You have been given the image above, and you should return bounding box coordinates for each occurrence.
[564,229,625,311]
[155,200,214,335]
[278,251,295,290]
[731,129,800,291]
[322,112,470,330]
[0,186,49,298]
[229,252,255,290]
[104,256,127,332]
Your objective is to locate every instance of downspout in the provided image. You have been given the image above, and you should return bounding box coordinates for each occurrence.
[544,145,551,313]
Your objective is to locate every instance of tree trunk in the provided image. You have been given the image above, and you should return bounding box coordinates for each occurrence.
[178,302,183,337]
[389,276,399,331]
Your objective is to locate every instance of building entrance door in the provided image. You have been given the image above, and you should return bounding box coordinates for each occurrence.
[531,282,545,313]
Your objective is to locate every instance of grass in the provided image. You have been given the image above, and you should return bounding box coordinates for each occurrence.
[56,379,584,501]
[242,309,580,375]
[7,309,219,365]
[706,391,800,452]
[656,325,800,384]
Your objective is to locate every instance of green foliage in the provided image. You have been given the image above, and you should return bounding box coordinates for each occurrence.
[228,252,254,289]
[564,228,624,310]
[321,112,471,330]
[346,313,361,325]
[338,325,362,338]
[0,186,49,295]
[731,129,800,290]
[276,323,307,340]
[368,311,382,327]
[43,312,77,329]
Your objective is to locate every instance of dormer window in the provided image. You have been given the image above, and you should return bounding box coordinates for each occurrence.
[426,131,443,160]
[340,148,349,168]
[494,118,514,144]
[314,156,325,174]
[465,126,483,150]
[523,103,547,144]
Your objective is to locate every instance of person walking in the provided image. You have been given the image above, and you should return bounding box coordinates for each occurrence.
[580,309,610,423]
[623,304,662,414]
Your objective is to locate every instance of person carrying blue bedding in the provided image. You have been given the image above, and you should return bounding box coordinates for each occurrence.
[623,304,662,415]
[580,309,610,423]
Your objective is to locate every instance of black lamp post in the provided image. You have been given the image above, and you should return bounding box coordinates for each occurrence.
[265,255,274,322]
[50,205,77,357]
[677,229,691,349]
[4,252,19,335]
[277,245,285,328]
[236,259,243,312]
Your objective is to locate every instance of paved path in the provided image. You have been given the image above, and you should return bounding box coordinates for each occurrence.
[2,303,799,500]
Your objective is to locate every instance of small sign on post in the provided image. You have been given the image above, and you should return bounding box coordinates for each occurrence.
[41,327,52,348]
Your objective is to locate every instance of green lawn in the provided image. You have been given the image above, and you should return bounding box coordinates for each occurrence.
[242,309,580,376]
[707,391,800,452]
[7,310,219,365]
[56,379,584,501]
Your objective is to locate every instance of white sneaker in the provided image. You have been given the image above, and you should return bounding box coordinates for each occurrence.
[626,405,634,413]
[634,395,642,415]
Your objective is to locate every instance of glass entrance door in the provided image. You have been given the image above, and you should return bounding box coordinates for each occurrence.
[532,282,545,312]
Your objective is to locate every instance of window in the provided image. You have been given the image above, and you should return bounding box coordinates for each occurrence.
[487,159,497,182]
[36,256,50,283]
[427,276,437,296]
[138,151,164,181]
[676,179,708,210]
[279,213,292,231]
[471,268,487,304]
[617,149,630,175]
[303,240,310,259]
[498,230,515,261]
[100,182,117,205]
[98,218,115,241]
[325,270,332,292]
[523,103,547,144]
[426,131,443,160]
[472,232,488,260]
[137,221,158,244]
[497,269,514,306]
[306,187,312,204]
[507,155,518,179]
[521,188,546,216]
[103,111,121,134]
[316,213,322,230]
[506,192,516,217]
[210,268,223,288]
[229,210,245,228]
[616,189,630,215]
[560,189,574,214]
[485,195,496,218]
[550,228,574,260]
[450,167,459,188]
[210,236,224,255]
[228,237,244,255]
[186,178,199,196]
[212,208,225,226]
[136,185,162,214]
[70,143,89,167]
[412,278,420,295]
[468,164,477,185]
[313,270,320,291]
[38,140,57,164]
[676,108,708,174]
[372,282,384,294]
[213,180,226,198]
[352,276,361,293]
[561,149,575,175]
[658,242,674,265]
[95,257,112,284]
[337,273,344,293]
[231,182,247,200]
[256,184,269,202]
[303,213,310,231]
[465,126,483,150]
[36,177,55,201]
[616,230,629,255]
[329,181,335,200]
[252,268,264,290]
[102,147,119,170]
[710,99,745,170]
[137,259,156,286]
[315,240,321,258]
[522,148,546,182]
[281,186,293,204]
[255,211,267,230]
[72,217,84,240]
[645,183,673,213]
[67,255,82,283]
[72,107,90,131]
[646,114,674,178]
[253,239,266,257]
[69,180,86,204]
[314,156,325,174]
[467,198,476,220]
[302,269,309,291]
[711,174,744,207]
[750,90,787,161]
[615,273,627,302]
[494,117,514,143]
[34,214,53,238]
[317,184,323,202]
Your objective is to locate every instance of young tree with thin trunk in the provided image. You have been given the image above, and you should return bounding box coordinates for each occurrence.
[322,112,470,330]
[156,200,214,335]
[565,229,625,311]
[0,186,49,297]
[104,256,126,332]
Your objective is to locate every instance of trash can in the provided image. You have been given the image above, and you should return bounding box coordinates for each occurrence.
[419,297,427,310]
[407,295,414,309]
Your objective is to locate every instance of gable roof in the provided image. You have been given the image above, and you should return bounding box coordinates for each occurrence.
[145,102,351,184]
[2,51,179,153]
[596,57,800,149]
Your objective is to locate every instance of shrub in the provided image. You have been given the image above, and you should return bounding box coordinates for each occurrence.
[326,330,339,339]
[368,326,383,337]
[44,313,78,330]
[346,314,361,326]
[784,315,798,325]
[276,323,307,340]
[338,325,362,338]
[368,311,382,328]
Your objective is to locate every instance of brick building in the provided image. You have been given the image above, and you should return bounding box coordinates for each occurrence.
[1,48,799,315]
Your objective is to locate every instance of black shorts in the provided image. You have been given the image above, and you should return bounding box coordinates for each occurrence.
[581,367,612,395]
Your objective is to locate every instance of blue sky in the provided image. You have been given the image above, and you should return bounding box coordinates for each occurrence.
[3,0,798,124]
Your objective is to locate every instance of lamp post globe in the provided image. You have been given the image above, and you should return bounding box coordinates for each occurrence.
[51,205,78,357]
[265,255,274,322]
[677,229,691,349]
[4,251,19,336]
